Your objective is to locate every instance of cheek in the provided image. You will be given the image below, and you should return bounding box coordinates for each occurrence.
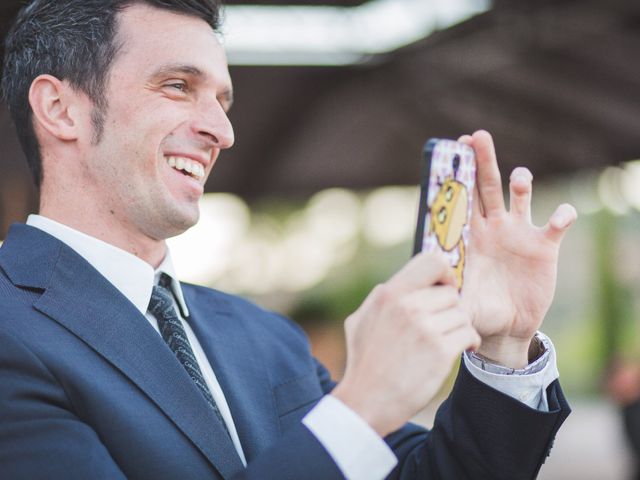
[107,94,169,135]
[109,113,162,154]
[102,96,192,166]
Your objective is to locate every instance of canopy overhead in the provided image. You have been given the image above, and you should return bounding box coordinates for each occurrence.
[1,0,639,235]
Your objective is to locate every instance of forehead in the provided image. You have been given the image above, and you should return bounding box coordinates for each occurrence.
[113,4,230,85]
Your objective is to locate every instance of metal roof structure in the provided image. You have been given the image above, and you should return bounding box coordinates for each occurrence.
[1,0,639,236]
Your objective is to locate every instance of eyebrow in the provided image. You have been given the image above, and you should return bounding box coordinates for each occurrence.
[149,63,204,79]
[149,63,234,108]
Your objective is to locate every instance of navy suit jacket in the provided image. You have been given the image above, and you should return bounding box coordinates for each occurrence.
[0,224,569,479]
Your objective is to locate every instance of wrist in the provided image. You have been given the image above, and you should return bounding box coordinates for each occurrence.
[331,383,396,437]
[475,335,534,369]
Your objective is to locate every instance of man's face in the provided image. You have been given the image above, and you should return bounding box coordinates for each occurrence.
[82,4,234,240]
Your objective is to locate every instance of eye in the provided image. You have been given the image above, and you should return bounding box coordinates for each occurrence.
[164,80,188,93]
[220,99,233,113]
[437,207,447,224]
[445,186,454,201]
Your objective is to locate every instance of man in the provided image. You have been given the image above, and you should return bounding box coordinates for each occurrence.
[0,1,577,479]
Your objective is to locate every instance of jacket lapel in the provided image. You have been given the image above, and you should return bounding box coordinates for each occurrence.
[184,287,280,462]
[0,224,244,479]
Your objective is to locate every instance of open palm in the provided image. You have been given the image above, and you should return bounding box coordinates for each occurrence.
[459,131,577,365]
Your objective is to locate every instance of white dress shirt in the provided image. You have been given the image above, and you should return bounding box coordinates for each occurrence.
[27,214,560,480]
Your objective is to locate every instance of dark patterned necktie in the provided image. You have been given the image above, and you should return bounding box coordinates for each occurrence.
[148,274,230,437]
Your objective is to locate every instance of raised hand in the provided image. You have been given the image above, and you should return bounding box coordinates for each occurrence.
[459,131,577,368]
[332,251,480,437]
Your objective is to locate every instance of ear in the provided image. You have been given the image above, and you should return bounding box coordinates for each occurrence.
[28,75,82,141]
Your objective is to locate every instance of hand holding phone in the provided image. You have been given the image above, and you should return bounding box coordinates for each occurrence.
[413,139,477,290]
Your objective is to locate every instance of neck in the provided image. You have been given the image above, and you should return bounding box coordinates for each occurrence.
[39,189,167,269]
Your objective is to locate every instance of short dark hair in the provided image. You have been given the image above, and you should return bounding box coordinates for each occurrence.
[1,0,221,187]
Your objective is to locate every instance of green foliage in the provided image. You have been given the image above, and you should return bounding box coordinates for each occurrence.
[594,211,635,369]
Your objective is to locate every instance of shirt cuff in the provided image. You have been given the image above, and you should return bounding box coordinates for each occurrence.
[302,395,397,480]
[463,332,559,411]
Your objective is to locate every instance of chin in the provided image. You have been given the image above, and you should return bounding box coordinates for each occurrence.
[168,206,200,235]
[141,204,200,241]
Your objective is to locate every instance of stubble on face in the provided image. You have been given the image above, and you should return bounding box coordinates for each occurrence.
[82,4,233,245]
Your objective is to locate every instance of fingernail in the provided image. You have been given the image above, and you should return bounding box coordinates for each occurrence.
[552,213,567,228]
[512,170,532,183]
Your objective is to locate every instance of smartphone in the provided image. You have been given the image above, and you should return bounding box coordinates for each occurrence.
[413,138,476,290]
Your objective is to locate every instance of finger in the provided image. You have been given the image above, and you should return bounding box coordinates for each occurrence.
[388,250,457,292]
[543,203,578,244]
[400,285,460,317]
[434,306,473,334]
[444,324,482,354]
[472,130,505,217]
[470,184,485,227]
[460,133,484,223]
[508,167,533,222]
[457,134,472,145]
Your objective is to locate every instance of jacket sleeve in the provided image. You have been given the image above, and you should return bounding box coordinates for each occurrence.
[387,362,569,480]
[0,329,127,480]
[238,360,570,480]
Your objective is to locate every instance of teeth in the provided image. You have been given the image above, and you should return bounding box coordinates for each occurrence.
[166,156,205,181]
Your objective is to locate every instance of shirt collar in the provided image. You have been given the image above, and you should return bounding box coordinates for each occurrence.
[154,251,190,318]
[26,214,190,317]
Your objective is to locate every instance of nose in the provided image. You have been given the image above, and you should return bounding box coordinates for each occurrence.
[193,98,235,150]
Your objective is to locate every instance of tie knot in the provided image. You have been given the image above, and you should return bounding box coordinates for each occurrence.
[147,285,173,317]
[158,272,173,289]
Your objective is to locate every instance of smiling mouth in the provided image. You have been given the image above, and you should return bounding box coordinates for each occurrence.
[166,156,205,181]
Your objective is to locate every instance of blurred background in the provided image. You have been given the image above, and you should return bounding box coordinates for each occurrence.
[2,0,640,477]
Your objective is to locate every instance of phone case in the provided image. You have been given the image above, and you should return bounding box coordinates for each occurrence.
[413,139,476,290]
